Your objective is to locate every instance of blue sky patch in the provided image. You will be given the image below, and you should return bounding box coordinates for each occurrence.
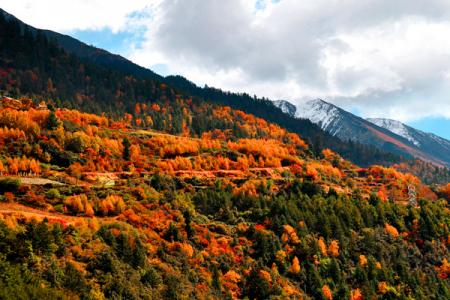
[68,27,144,58]
[408,117,450,139]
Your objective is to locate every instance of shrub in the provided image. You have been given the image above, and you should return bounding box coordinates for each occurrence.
[46,188,61,200]
[0,178,20,192]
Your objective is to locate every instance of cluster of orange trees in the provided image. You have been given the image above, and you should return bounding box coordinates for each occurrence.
[0,156,40,175]
[0,102,439,205]
[0,101,448,299]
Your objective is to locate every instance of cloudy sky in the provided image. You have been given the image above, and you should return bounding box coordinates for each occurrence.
[2,0,450,138]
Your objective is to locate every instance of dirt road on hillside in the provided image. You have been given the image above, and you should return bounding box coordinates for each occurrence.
[0,203,83,225]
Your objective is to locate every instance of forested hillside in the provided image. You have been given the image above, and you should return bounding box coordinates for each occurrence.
[0,97,448,299]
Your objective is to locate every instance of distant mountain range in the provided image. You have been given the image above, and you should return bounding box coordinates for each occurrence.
[274,99,450,167]
[367,118,450,165]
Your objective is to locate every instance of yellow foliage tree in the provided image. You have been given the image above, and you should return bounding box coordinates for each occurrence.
[259,269,272,284]
[65,194,90,215]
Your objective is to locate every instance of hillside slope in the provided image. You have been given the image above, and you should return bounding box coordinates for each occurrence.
[0,100,448,299]
[0,8,162,82]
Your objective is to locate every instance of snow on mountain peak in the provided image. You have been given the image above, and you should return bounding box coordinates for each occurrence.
[273,100,296,116]
[367,118,421,146]
[295,99,343,135]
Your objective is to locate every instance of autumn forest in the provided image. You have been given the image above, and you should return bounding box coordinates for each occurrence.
[0,8,449,300]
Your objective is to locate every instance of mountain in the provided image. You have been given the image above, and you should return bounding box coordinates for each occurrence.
[45,30,163,81]
[368,118,450,166]
[0,8,162,81]
[273,100,297,116]
[367,118,421,146]
[0,8,409,168]
[295,99,346,137]
[277,99,450,167]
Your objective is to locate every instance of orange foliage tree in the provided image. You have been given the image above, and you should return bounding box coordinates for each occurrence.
[99,195,126,216]
[317,237,328,256]
[322,285,333,300]
[385,223,399,238]
[290,256,301,274]
[328,240,340,257]
[65,194,93,216]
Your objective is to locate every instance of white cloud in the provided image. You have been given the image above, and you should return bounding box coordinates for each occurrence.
[327,19,450,120]
[128,0,450,121]
[0,0,159,32]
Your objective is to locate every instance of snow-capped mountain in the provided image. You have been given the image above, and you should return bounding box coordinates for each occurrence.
[368,118,450,165]
[276,99,399,142]
[273,100,297,116]
[295,99,346,136]
[367,118,421,146]
[274,99,450,167]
